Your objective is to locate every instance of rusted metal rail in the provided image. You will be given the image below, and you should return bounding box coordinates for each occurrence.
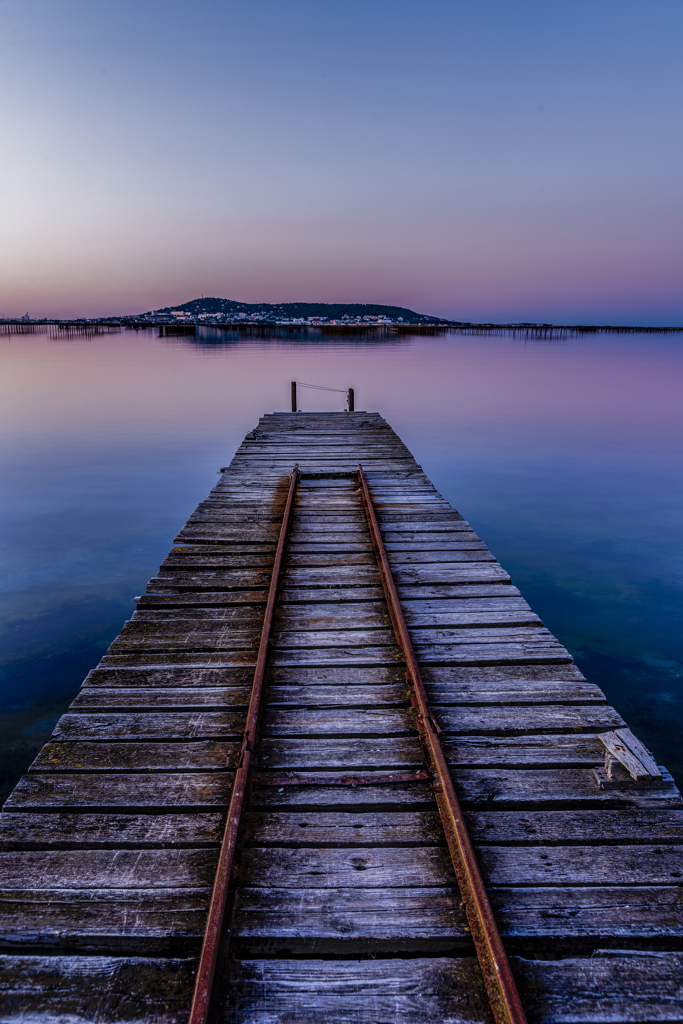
[357,464,528,1024]
[188,465,300,1024]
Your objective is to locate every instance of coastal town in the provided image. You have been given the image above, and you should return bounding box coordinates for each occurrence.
[3,298,677,334]
[1,296,454,327]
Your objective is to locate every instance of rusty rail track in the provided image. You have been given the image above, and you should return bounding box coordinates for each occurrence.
[190,461,525,1024]
[358,464,527,1024]
[188,465,300,1024]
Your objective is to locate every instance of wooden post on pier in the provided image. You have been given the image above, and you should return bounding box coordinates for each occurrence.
[291,381,297,412]
[347,387,354,412]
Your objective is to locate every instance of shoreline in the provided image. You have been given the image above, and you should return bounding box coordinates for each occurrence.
[1,319,682,336]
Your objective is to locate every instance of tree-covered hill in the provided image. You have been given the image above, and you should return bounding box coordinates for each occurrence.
[151,297,437,322]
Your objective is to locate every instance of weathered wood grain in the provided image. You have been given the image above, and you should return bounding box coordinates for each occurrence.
[242,809,444,846]
[148,563,509,590]
[71,686,252,709]
[99,640,572,668]
[0,888,209,953]
[51,711,246,741]
[239,845,683,887]
[250,768,681,810]
[466,808,683,845]
[68,679,604,710]
[31,740,239,772]
[216,954,683,1024]
[0,812,223,848]
[259,705,623,737]
[0,850,219,889]
[256,733,605,770]
[4,773,236,811]
[83,665,256,687]
[228,884,683,954]
[7,769,680,813]
[0,955,197,1024]
[230,885,467,954]
[79,660,582,691]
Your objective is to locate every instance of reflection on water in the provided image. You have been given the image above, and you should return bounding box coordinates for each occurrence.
[1,325,682,801]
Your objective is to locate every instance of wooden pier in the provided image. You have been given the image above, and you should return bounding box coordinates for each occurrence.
[0,411,682,1022]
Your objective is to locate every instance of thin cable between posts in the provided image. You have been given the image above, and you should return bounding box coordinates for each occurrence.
[295,381,348,393]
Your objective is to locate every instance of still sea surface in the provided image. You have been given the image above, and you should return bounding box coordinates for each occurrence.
[1,325,682,801]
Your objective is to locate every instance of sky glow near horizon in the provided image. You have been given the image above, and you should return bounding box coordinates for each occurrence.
[1,0,682,324]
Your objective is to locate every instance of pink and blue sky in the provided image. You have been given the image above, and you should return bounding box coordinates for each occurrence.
[1,0,682,324]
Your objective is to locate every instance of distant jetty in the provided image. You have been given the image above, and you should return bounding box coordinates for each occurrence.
[2,319,682,339]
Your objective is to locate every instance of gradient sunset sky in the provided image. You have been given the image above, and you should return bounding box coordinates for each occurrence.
[1,0,682,324]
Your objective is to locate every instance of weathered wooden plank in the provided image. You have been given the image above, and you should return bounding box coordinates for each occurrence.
[106,623,560,656]
[255,734,606,771]
[134,583,519,609]
[238,847,453,887]
[0,812,224,848]
[0,849,218,888]
[71,687,252,710]
[97,646,569,670]
[161,549,495,568]
[250,768,681,810]
[489,885,683,950]
[267,641,571,666]
[477,845,683,886]
[270,663,586,686]
[82,666,256,687]
[131,607,266,624]
[109,627,261,654]
[136,590,271,607]
[514,952,683,1024]
[147,569,272,590]
[68,678,604,710]
[149,563,512,591]
[136,586,388,606]
[260,705,624,737]
[112,624,552,652]
[97,638,573,668]
[0,889,209,953]
[160,552,276,568]
[290,532,481,548]
[99,652,260,669]
[176,519,473,541]
[30,733,611,774]
[31,740,238,772]
[0,955,197,1024]
[243,809,444,846]
[2,772,424,812]
[407,610,542,627]
[217,954,683,1024]
[8,770,681,813]
[467,808,683,845]
[228,885,683,954]
[135,603,393,627]
[239,845,683,888]
[223,461,421,473]
[274,625,555,648]
[231,886,466,953]
[51,711,245,741]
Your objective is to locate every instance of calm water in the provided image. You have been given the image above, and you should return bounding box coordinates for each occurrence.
[1,325,682,801]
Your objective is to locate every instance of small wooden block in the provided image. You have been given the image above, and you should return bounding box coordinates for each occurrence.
[597,728,663,786]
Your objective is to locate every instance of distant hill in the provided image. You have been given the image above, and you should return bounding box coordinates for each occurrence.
[150,297,439,322]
